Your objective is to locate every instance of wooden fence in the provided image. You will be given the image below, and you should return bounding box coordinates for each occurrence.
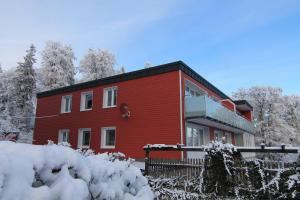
[144,144,300,178]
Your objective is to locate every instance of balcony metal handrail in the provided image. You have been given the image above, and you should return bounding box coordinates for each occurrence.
[185,95,255,133]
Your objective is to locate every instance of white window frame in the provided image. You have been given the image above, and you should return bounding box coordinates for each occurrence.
[80,91,93,111]
[78,128,91,148]
[61,95,72,113]
[186,126,205,147]
[103,87,117,108]
[58,129,69,143]
[101,127,116,149]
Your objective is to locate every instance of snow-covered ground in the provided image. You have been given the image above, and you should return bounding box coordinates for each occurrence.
[0,141,154,200]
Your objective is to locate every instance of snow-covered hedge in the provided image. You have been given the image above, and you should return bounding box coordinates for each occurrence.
[0,141,154,200]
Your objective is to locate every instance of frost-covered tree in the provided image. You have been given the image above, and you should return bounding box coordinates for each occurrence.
[144,61,152,69]
[41,41,76,89]
[79,49,116,81]
[7,45,37,142]
[0,69,16,134]
[233,86,300,146]
[0,64,3,73]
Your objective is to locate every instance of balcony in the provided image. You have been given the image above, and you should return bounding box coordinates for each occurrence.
[185,95,255,133]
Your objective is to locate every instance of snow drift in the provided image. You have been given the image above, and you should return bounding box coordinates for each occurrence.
[0,141,154,200]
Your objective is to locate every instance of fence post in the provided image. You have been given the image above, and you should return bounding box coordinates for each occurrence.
[144,145,150,175]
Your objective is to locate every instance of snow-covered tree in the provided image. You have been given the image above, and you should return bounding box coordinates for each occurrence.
[41,41,76,89]
[79,49,116,81]
[233,86,300,146]
[9,44,37,143]
[144,61,152,68]
[0,69,16,134]
[0,64,3,73]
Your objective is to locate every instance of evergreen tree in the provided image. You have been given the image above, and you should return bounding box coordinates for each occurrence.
[10,44,36,142]
[0,69,15,134]
[41,41,76,89]
[79,49,115,81]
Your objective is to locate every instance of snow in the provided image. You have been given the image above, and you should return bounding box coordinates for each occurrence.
[132,161,145,170]
[0,141,154,200]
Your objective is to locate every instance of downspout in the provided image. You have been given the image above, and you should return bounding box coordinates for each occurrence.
[179,70,184,159]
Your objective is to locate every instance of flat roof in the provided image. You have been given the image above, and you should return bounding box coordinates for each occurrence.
[37,61,231,99]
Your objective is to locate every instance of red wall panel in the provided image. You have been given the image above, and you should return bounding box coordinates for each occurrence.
[34,71,182,159]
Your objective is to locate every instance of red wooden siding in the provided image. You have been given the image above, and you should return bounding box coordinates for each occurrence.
[34,71,182,159]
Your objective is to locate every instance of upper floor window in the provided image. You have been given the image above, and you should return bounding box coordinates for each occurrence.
[78,128,91,148]
[58,129,69,143]
[80,92,93,111]
[103,87,117,108]
[101,127,116,149]
[61,95,72,113]
[185,80,205,97]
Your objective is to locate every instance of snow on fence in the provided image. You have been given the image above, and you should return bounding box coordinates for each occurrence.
[143,143,299,178]
[144,142,300,199]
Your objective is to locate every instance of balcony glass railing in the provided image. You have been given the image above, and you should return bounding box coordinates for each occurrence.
[185,95,255,133]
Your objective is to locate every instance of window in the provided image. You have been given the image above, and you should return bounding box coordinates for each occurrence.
[101,127,116,149]
[103,87,117,108]
[214,130,224,141]
[224,132,232,144]
[185,81,205,97]
[78,128,91,148]
[58,129,69,143]
[61,95,72,113]
[186,127,204,146]
[80,92,93,111]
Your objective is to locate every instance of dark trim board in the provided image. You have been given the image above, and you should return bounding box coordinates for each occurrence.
[234,100,253,111]
[37,61,230,100]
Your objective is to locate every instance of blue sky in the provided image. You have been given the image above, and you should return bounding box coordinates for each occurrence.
[1,0,300,95]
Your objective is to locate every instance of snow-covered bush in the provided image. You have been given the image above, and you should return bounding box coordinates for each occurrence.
[147,141,300,199]
[0,141,154,200]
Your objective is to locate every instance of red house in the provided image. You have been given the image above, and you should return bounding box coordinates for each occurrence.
[34,61,255,159]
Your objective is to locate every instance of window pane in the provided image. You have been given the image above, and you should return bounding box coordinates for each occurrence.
[107,90,112,106]
[85,94,92,109]
[65,97,70,112]
[106,129,115,146]
[63,131,68,142]
[82,131,90,146]
[192,128,199,146]
[187,127,192,146]
[185,86,190,96]
[113,89,117,106]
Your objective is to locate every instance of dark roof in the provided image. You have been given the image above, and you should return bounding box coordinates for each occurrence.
[37,61,231,99]
[234,100,253,111]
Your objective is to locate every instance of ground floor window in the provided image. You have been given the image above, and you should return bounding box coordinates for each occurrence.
[224,132,232,144]
[214,130,224,141]
[101,127,116,149]
[78,128,91,148]
[58,129,69,143]
[186,127,204,146]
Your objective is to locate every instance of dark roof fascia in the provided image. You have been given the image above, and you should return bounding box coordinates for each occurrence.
[37,61,231,100]
[233,100,253,111]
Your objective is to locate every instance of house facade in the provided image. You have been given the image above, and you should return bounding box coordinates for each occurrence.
[34,61,255,159]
